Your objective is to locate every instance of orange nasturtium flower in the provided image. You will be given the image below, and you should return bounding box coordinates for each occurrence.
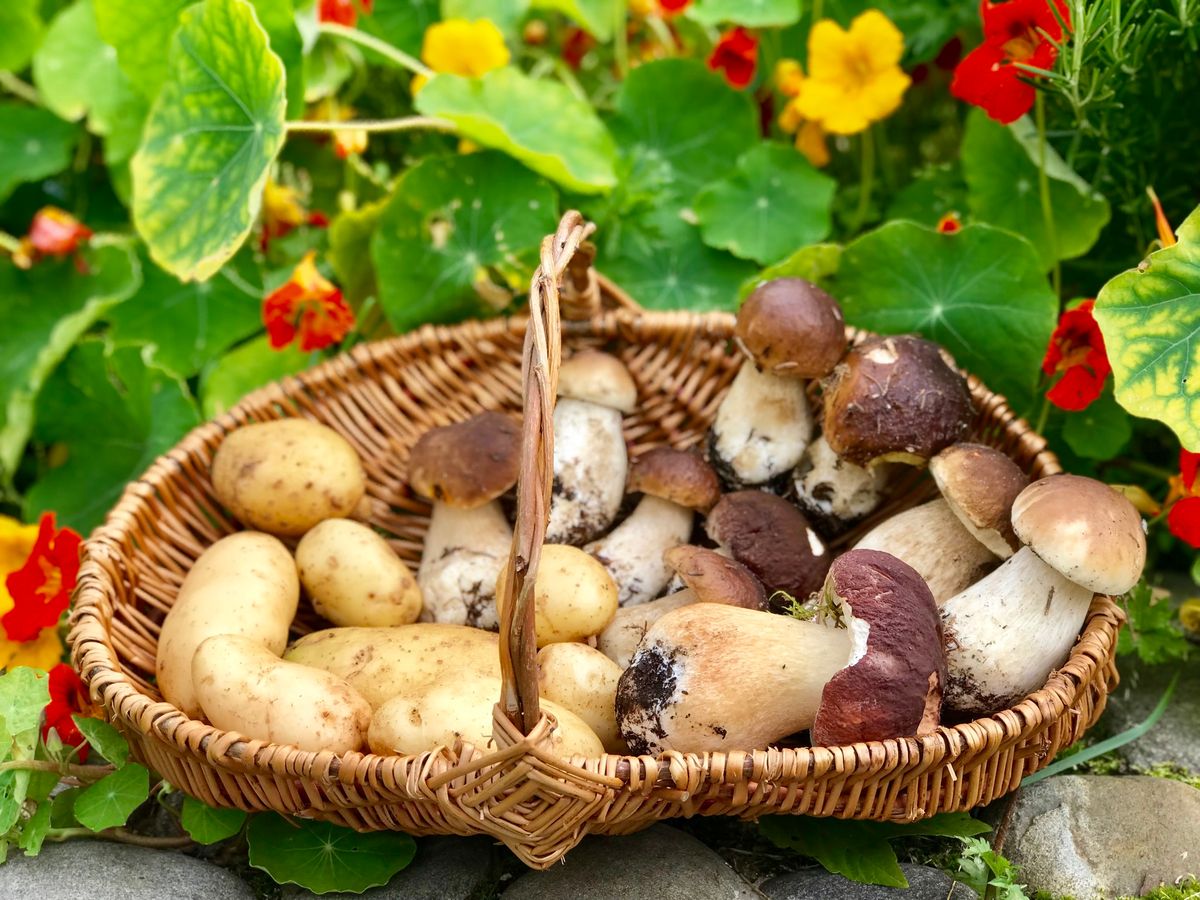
[794,11,911,135]
[412,19,510,92]
[318,0,372,27]
[262,252,355,353]
[1148,187,1177,248]
[936,212,963,233]
[12,207,92,270]
[1041,299,1110,411]
[775,59,830,168]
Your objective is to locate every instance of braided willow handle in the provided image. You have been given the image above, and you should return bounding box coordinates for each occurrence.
[496,211,597,735]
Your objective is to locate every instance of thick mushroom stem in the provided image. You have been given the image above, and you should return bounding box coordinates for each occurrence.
[710,363,813,487]
[417,500,512,629]
[941,546,1094,717]
[793,435,891,531]
[547,398,627,544]
[585,496,694,607]
[615,604,853,754]
[597,589,695,669]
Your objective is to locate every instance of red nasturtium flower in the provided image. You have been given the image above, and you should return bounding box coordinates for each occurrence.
[260,179,327,252]
[318,0,372,26]
[659,0,693,13]
[936,212,963,234]
[1041,299,1110,411]
[951,0,1070,124]
[1,513,82,644]
[562,27,595,70]
[1167,450,1200,548]
[12,207,93,270]
[708,27,758,90]
[42,663,92,759]
[263,252,355,352]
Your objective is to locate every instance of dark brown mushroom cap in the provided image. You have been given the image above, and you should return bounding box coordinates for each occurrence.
[821,335,974,467]
[929,443,1029,557]
[557,350,637,413]
[810,549,945,746]
[705,490,830,600]
[663,545,767,610]
[628,447,721,512]
[735,279,846,378]
[407,411,520,508]
[1012,474,1147,595]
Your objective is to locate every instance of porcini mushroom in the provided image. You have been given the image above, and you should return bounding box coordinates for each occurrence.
[584,448,720,606]
[942,474,1146,717]
[547,350,636,544]
[792,434,893,532]
[929,442,1029,558]
[409,411,520,628]
[709,279,845,487]
[822,335,973,467]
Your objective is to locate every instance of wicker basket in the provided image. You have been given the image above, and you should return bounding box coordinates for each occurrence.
[70,212,1123,868]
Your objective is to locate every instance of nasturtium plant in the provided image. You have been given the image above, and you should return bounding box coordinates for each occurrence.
[328,201,385,305]
[93,0,192,100]
[200,336,312,419]
[360,0,441,57]
[72,763,150,832]
[687,0,801,27]
[533,0,622,41]
[0,0,43,74]
[0,105,78,203]
[1095,205,1200,452]
[739,243,844,301]
[181,796,248,845]
[73,718,130,768]
[1061,390,1132,460]
[444,0,531,35]
[132,0,287,281]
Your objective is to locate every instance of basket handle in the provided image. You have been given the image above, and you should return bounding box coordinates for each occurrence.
[496,211,597,735]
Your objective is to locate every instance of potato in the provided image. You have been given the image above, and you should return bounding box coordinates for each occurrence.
[211,418,365,536]
[296,519,422,627]
[496,544,618,647]
[156,532,298,718]
[284,623,500,708]
[537,643,625,753]
[193,635,371,753]
[597,590,695,669]
[367,676,603,759]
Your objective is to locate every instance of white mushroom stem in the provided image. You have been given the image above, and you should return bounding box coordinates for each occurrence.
[711,363,812,486]
[793,435,890,523]
[547,398,627,544]
[941,546,1094,717]
[597,589,695,669]
[417,500,512,629]
[853,498,997,605]
[585,496,694,608]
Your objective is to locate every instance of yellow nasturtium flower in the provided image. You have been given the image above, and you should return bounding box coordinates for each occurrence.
[412,18,510,92]
[794,10,911,135]
[0,516,62,671]
[774,60,830,168]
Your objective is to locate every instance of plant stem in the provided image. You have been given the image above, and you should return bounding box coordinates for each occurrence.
[0,72,41,104]
[850,127,875,235]
[286,116,455,135]
[46,827,194,849]
[811,0,824,23]
[1033,394,1051,437]
[614,0,630,79]
[318,23,433,77]
[1111,457,1176,482]
[0,232,22,255]
[1035,91,1062,296]
[0,759,113,779]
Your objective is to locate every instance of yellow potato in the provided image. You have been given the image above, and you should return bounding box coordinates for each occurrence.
[296,519,422,627]
[193,635,371,753]
[284,623,500,709]
[367,676,603,759]
[537,643,625,753]
[156,532,298,718]
[211,418,365,536]
[496,544,618,647]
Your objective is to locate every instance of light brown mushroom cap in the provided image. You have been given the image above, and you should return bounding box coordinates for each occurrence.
[407,411,520,508]
[663,545,767,610]
[735,279,846,378]
[627,447,721,512]
[1011,474,1147,595]
[557,350,637,413]
[929,443,1029,558]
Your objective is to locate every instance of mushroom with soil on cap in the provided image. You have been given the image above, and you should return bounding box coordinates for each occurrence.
[547,350,637,544]
[941,474,1146,717]
[792,434,894,534]
[614,548,944,753]
[853,443,1029,604]
[408,411,520,628]
[709,279,846,487]
[584,448,721,607]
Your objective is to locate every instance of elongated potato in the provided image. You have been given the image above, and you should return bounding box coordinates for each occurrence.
[367,676,603,759]
[211,418,365,536]
[284,624,500,708]
[193,635,371,753]
[496,544,618,647]
[156,532,299,718]
[296,519,422,627]
[537,643,625,753]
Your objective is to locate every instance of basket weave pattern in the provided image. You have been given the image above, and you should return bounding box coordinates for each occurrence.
[70,214,1122,868]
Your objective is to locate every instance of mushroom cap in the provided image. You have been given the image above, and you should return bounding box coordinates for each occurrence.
[1011,474,1147,595]
[735,279,846,378]
[929,443,1029,558]
[663,545,767,610]
[557,350,637,413]
[407,411,520,508]
[821,335,974,467]
[628,447,721,512]
[705,490,830,601]
[810,549,945,745]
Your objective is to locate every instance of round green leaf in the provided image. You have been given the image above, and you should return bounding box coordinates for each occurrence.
[247,813,416,894]
[131,0,287,282]
[1060,390,1133,460]
[72,718,131,768]
[694,143,836,265]
[830,221,1058,414]
[360,0,440,57]
[885,163,966,228]
[0,0,44,73]
[415,67,616,194]
[0,104,78,203]
[73,763,150,832]
[248,0,305,115]
[962,109,1110,269]
[328,200,386,305]
[200,336,312,419]
[32,0,131,134]
[1094,206,1200,451]
[181,796,248,845]
[371,151,558,331]
[738,242,843,301]
[687,0,800,27]
[0,669,51,739]
[93,0,191,100]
